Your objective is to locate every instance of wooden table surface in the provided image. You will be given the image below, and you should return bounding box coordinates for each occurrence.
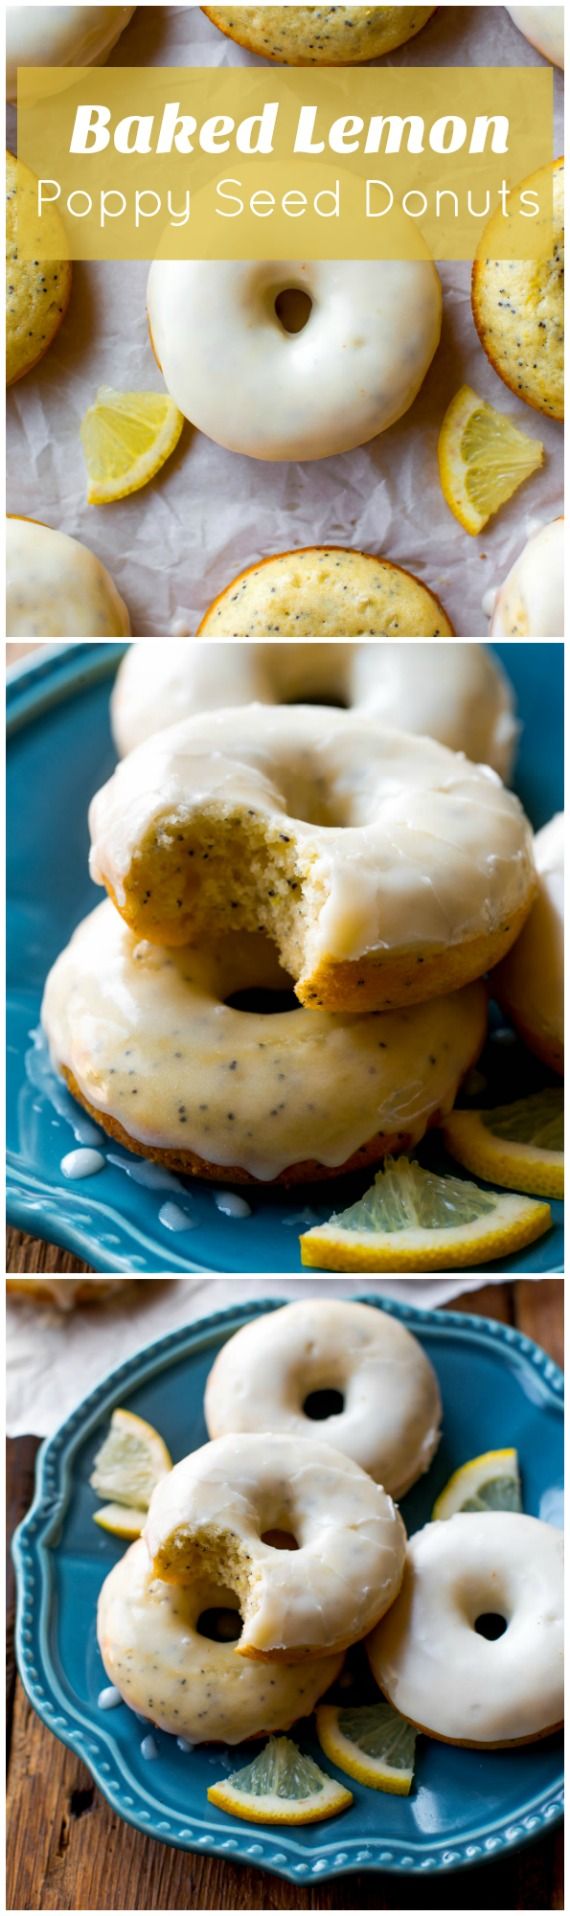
[7,1280,564,1911]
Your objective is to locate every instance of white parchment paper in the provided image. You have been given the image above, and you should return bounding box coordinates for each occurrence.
[7,1272,505,1435]
[6,4,563,635]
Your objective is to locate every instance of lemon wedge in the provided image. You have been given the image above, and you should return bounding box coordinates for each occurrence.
[90,1407,172,1514]
[81,387,184,503]
[438,385,543,534]
[92,1501,145,1540]
[299,1155,551,1271]
[443,1089,563,1198]
[316,1702,416,1796]
[207,1736,352,1825]
[432,1447,521,1520]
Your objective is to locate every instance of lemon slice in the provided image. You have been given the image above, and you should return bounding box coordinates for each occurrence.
[316,1703,416,1796]
[90,1407,172,1511]
[438,385,543,534]
[443,1090,564,1198]
[207,1736,352,1825]
[299,1155,551,1271]
[432,1447,521,1520]
[81,387,184,503]
[92,1501,144,1539]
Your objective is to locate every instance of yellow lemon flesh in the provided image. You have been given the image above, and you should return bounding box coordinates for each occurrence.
[443,1089,563,1198]
[92,1501,144,1540]
[316,1702,416,1795]
[300,1155,551,1271]
[208,1735,352,1825]
[438,384,543,533]
[81,387,184,503]
[90,1407,172,1512]
[432,1447,521,1520]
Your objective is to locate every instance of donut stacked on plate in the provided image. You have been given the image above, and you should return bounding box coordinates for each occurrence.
[41,647,537,1186]
[97,1298,564,1748]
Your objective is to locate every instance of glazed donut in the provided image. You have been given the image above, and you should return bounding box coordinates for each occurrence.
[472,159,564,420]
[98,1537,342,1745]
[197,548,453,638]
[144,1432,406,1659]
[112,639,516,779]
[367,1512,564,1746]
[6,153,72,385]
[492,813,564,1074]
[88,705,535,1014]
[205,1299,442,1494]
[505,7,564,68]
[202,5,436,64]
[6,1279,127,1308]
[147,260,441,462]
[7,6,135,101]
[490,519,564,637]
[6,519,130,637]
[41,903,486,1183]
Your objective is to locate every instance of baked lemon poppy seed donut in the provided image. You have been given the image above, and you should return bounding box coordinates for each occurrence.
[197,548,453,637]
[7,5,136,100]
[98,1537,343,1745]
[367,1512,564,1746]
[112,639,516,777]
[145,1432,407,1659]
[6,1279,127,1308]
[205,1299,442,1494]
[6,519,130,637]
[6,152,72,385]
[202,6,436,64]
[41,903,486,1183]
[490,518,564,637]
[472,158,564,420]
[147,260,441,462]
[492,812,564,1074]
[88,705,535,1013]
[505,6,564,68]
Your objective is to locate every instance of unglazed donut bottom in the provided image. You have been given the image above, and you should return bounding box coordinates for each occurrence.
[205,1299,442,1494]
[6,153,72,385]
[505,6,564,68]
[6,6,136,100]
[88,705,536,1014]
[490,519,564,637]
[112,638,516,778]
[41,903,486,1184]
[202,5,436,64]
[367,1512,564,1746]
[198,548,453,637]
[6,519,131,637]
[472,159,564,420]
[147,260,442,462]
[492,813,564,1074]
[6,1279,127,1308]
[98,1538,343,1745]
[145,1432,407,1660]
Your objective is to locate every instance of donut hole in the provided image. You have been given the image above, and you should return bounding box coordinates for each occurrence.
[225,985,299,1016]
[474,1612,508,1641]
[303,1388,345,1421]
[274,288,312,334]
[197,1594,243,1643]
[260,1528,299,1551]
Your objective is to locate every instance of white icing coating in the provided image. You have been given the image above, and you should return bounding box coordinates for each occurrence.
[493,812,564,1068]
[89,705,535,971]
[214,1191,252,1217]
[60,1147,105,1179]
[147,259,442,461]
[158,1201,197,1232]
[490,519,564,637]
[112,639,517,780]
[97,1536,343,1744]
[145,1432,406,1657]
[506,6,564,68]
[205,1299,441,1495]
[41,902,486,1180]
[6,520,130,638]
[367,1512,564,1745]
[7,6,136,100]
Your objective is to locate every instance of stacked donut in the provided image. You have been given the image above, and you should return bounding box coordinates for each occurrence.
[98,1298,564,1748]
[41,645,537,1187]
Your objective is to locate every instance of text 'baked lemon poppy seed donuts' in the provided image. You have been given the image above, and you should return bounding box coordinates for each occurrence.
[144,1432,407,1659]
[197,547,453,637]
[492,811,564,1075]
[6,152,72,385]
[88,704,535,1012]
[472,158,564,420]
[202,6,436,65]
[6,518,130,637]
[505,6,564,69]
[6,5,136,101]
[490,518,564,637]
[205,1298,442,1493]
[41,903,486,1183]
[367,1512,564,1746]
[98,1537,344,1745]
[112,637,516,777]
[147,260,442,462]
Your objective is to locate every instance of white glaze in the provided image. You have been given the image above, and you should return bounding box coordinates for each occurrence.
[147,258,442,461]
[214,1191,252,1217]
[494,812,564,1066]
[6,521,130,638]
[41,901,486,1180]
[112,639,517,780]
[60,1147,105,1179]
[97,1536,343,1744]
[145,1432,406,1657]
[205,1299,441,1495]
[367,1512,564,1745]
[506,6,564,68]
[89,705,535,970]
[7,6,136,100]
[490,519,564,637]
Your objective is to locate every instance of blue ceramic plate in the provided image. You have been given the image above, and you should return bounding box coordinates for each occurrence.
[13,1294,564,1880]
[6,642,564,1274]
